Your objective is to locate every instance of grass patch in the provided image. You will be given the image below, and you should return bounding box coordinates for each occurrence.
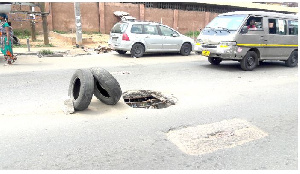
[83,31,101,35]
[35,44,55,47]
[14,44,27,48]
[38,49,54,55]
[185,31,200,38]
[53,30,68,34]
[13,29,31,39]
[32,39,43,42]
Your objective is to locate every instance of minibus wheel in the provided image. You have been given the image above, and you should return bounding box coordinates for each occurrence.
[208,57,222,65]
[241,51,257,71]
[285,51,298,67]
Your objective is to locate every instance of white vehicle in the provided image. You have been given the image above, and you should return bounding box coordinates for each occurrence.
[108,21,194,58]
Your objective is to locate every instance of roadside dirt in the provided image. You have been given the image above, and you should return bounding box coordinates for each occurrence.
[18,33,110,51]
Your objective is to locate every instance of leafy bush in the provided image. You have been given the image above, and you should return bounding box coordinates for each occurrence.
[13,29,31,39]
[185,31,200,38]
[14,44,27,48]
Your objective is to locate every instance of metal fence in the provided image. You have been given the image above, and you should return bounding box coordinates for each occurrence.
[127,2,296,14]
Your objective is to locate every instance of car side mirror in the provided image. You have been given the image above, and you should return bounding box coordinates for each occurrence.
[172,33,178,37]
[241,26,248,34]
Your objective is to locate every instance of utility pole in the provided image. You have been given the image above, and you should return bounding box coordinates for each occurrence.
[30,6,36,41]
[74,2,82,47]
[39,2,49,45]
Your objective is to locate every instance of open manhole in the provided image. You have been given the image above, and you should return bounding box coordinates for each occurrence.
[122,90,177,109]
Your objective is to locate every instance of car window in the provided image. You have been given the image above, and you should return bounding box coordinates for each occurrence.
[111,23,128,33]
[130,24,143,34]
[268,19,287,35]
[288,20,298,35]
[246,16,263,30]
[159,25,178,36]
[143,25,159,35]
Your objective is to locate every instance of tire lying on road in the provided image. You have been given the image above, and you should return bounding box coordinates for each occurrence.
[68,69,94,111]
[90,67,122,105]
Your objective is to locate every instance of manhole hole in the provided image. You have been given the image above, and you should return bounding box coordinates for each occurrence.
[122,90,176,109]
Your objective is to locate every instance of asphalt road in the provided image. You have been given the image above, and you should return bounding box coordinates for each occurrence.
[0,52,298,169]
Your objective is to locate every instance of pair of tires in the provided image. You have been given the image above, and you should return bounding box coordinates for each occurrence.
[68,68,122,111]
[208,50,298,71]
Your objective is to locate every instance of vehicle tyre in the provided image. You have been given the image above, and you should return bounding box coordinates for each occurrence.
[131,43,145,58]
[240,51,258,71]
[90,67,122,105]
[116,50,127,54]
[208,57,222,65]
[13,36,20,45]
[68,69,94,111]
[285,51,298,67]
[180,43,192,56]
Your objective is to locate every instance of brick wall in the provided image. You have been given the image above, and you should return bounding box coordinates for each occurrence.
[8,2,220,35]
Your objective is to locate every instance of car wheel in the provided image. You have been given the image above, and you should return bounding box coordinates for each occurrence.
[90,67,122,105]
[68,69,94,111]
[241,51,258,71]
[180,43,192,56]
[285,51,298,67]
[131,43,145,58]
[208,57,222,65]
[116,50,127,54]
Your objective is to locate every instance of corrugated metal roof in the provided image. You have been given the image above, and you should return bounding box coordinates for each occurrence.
[201,2,298,13]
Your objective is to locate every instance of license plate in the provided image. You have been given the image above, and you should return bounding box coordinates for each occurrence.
[202,50,210,57]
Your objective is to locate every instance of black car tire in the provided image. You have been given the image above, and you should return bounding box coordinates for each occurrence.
[68,69,94,111]
[131,43,145,58]
[90,67,122,105]
[13,36,20,45]
[285,51,298,67]
[208,57,222,65]
[116,50,127,54]
[241,51,258,71]
[180,43,192,56]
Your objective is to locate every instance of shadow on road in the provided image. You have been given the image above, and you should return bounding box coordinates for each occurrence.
[201,61,292,72]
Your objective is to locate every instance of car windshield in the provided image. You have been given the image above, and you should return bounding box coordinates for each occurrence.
[206,15,247,31]
[111,23,128,33]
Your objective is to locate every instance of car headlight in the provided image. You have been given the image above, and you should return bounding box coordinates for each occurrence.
[196,39,203,43]
[219,41,237,48]
[196,39,203,45]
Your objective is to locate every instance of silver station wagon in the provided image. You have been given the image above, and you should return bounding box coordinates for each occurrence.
[108,21,194,58]
[196,11,298,71]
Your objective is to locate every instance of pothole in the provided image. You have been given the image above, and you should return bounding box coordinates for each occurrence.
[122,90,177,109]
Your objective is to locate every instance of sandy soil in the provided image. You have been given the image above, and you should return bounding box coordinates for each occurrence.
[18,33,110,49]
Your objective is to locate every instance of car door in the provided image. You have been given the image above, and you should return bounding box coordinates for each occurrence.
[236,16,266,58]
[143,24,163,51]
[158,25,182,51]
[263,18,292,60]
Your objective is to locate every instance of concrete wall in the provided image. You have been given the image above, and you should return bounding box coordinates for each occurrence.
[8,2,220,35]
